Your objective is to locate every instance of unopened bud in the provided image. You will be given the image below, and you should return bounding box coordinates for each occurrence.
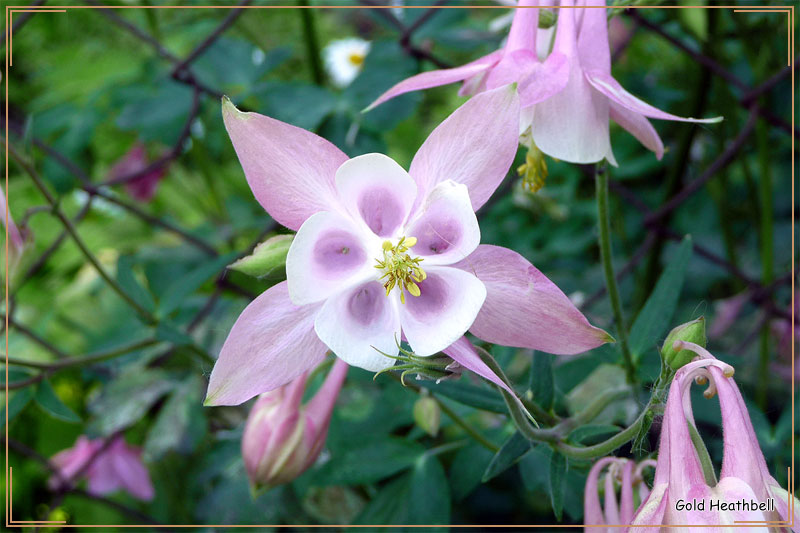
[242,359,348,489]
[228,234,293,279]
[661,317,707,370]
[413,396,441,437]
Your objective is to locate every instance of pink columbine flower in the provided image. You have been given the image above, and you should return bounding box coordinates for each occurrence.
[630,342,798,530]
[584,456,656,531]
[367,0,720,166]
[48,435,154,501]
[204,84,611,406]
[242,358,348,488]
[108,142,167,202]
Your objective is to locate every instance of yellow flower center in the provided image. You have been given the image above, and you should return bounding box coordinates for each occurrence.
[348,52,365,67]
[374,236,426,304]
[517,142,549,193]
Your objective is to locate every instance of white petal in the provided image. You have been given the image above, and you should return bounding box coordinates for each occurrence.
[404,181,480,266]
[335,153,417,238]
[286,211,375,305]
[400,267,486,356]
[315,281,401,371]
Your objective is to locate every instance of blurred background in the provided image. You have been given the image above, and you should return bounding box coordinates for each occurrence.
[3,0,796,527]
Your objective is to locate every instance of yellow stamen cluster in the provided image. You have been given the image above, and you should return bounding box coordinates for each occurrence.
[517,143,549,193]
[348,53,365,66]
[374,236,426,304]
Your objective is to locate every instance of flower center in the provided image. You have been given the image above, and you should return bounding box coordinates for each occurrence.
[348,52,365,67]
[374,236,426,304]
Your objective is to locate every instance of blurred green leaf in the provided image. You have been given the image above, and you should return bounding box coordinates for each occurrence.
[2,387,34,425]
[416,379,506,414]
[228,234,292,279]
[449,443,494,501]
[158,252,237,316]
[117,255,156,314]
[144,376,206,461]
[35,379,81,423]
[529,352,554,410]
[312,437,425,486]
[630,236,692,362]
[482,431,531,482]
[567,424,621,445]
[548,451,566,521]
[256,82,338,131]
[87,369,174,436]
[116,79,194,144]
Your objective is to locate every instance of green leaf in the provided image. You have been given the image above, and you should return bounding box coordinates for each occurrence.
[548,451,567,521]
[449,444,495,501]
[1,387,34,425]
[415,379,506,414]
[482,431,531,482]
[227,234,292,279]
[143,376,207,461]
[87,369,174,436]
[311,437,425,486]
[629,236,692,361]
[567,424,621,445]
[116,255,156,314]
[258,82,338,131]
[35,380,81,423]
[1,367,35,387]
[355,454,450,527]
[518,445,552,492]
[529,351,554,410]
[155,321,194,346]
[158,253,237,316]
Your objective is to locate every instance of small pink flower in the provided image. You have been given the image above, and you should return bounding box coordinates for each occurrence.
[584,456,656,531]
[630,342,798,530]
[48,435,154,501]
[205,85,610,406]
[368,0,719,165]
[108,142,167,202]
[242,358,348,488]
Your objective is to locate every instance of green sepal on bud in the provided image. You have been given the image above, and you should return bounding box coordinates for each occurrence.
[661,317,707,370]
[228,234,293,278]
[538,9,556,29]
[413,396,441,437]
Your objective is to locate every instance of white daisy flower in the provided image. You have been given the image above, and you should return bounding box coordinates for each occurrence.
[323,37,371,88]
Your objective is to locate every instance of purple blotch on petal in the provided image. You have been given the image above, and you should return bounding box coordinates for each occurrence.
[359,188,405,237]
[312,230,366,277]
[405,274,448,318]
[347,282,384,326]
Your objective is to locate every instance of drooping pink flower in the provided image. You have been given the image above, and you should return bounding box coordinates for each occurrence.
[368,0,720,165]
[584,456,656,531]
[48,435,154,501]
[630,342,798,530]
[242,358,348,488]
[108,142,167,202]
[205,84,611,406]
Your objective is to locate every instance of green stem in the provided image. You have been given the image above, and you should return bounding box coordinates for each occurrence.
[435,397,499,453]
[596,164,635,384]
[756,120,773,409]
[556,399,654,460]
[7,143,155,323]
[298,0,325,86]
[688,421,717,486]
[7,338,160,370]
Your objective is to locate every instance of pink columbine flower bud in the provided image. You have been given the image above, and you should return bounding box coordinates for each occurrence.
[630,342,799,529]
[367,0,720,166]
[48,435,154,501]
[242,358,348,489]
[584,456,656,531]
[108,142,167,202]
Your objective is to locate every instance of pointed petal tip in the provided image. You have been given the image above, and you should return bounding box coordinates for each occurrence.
[221,96,249,121]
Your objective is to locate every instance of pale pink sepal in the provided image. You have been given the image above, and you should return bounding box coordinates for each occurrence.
[409,84,520,212]
[453,245,612,354]
[205,281,328,406]
[222,97,347,231]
